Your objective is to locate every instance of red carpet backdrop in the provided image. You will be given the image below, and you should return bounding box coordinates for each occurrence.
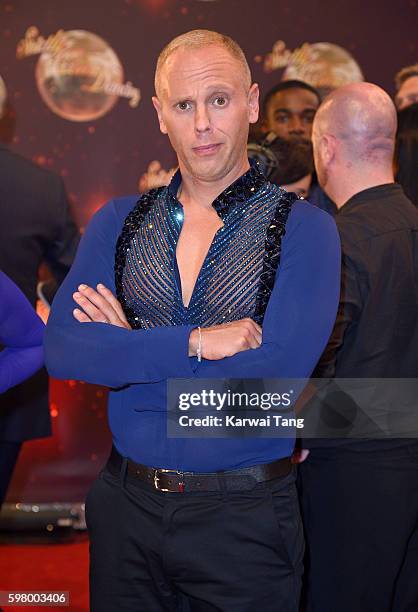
[0,0,416,502]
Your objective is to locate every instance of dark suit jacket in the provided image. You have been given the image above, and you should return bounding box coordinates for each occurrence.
[0,145,80,441]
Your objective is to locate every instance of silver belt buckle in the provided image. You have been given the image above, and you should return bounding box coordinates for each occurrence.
[154,468,185,492]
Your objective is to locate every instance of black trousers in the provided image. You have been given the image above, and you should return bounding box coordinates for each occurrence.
[85,456,304,612]
[299,443,418,612]
[0,441,22,508]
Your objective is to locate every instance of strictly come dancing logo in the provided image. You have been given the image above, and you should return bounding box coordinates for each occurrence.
[17,27,141,122]
[259,40,364,94]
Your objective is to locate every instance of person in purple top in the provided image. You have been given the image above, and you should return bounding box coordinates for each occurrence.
[0,269,44,504]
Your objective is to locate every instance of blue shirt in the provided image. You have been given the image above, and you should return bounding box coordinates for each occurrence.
[44,166,341,471]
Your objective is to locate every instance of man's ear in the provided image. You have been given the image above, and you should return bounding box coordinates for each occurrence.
[152,96,168,135]
[320,133,336,166]
[248,83,260,124]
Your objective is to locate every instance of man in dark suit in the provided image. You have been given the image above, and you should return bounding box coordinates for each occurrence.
[0,127,79,505]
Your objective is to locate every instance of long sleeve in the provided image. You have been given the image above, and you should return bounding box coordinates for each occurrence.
[194,202,341,379]
[44,199,195,388]
[0,270,45,393]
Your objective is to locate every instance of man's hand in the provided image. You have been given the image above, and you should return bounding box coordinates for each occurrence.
[189,319,262,360]
[73,284,131,329]
[291,449,310,464]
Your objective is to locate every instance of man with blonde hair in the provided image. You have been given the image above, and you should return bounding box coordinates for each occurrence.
[45,30,340,611]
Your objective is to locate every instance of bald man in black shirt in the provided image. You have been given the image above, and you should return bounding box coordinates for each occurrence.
[299,83,418,612]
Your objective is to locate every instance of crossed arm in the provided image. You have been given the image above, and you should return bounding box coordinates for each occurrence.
[72,283,262,358]
[44,198,341,388]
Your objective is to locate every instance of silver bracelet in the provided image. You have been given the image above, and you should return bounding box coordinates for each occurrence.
[197,326,202,363]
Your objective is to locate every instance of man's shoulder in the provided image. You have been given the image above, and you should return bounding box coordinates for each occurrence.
[88,195,137,235]
[92,189,166,230]
[276,195,339,254]
[111,194,140,218]
[110,188,166,221]
[287,196,337,229]
[264,182,328,223]
[337,187,418,236]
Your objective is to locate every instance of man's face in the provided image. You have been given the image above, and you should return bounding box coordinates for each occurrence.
[262,88,319,142]
[152,45,259,183]
[396,75,418,110]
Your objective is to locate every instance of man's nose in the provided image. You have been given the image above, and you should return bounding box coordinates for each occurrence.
[194,104,211,133]
[288,116,304,134]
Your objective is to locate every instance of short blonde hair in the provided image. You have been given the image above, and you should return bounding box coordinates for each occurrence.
[154,29,252,97]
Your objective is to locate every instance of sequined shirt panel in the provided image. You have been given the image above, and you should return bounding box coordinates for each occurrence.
[115,166,296,329]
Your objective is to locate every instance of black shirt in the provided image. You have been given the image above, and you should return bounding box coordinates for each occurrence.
[307,183,418,450]
[318,183,418,378]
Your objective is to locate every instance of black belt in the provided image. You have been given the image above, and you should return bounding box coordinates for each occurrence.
[106,446,292,493]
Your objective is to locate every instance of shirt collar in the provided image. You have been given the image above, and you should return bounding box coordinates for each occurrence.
[167,159,266,219]
[341,183,402,213]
